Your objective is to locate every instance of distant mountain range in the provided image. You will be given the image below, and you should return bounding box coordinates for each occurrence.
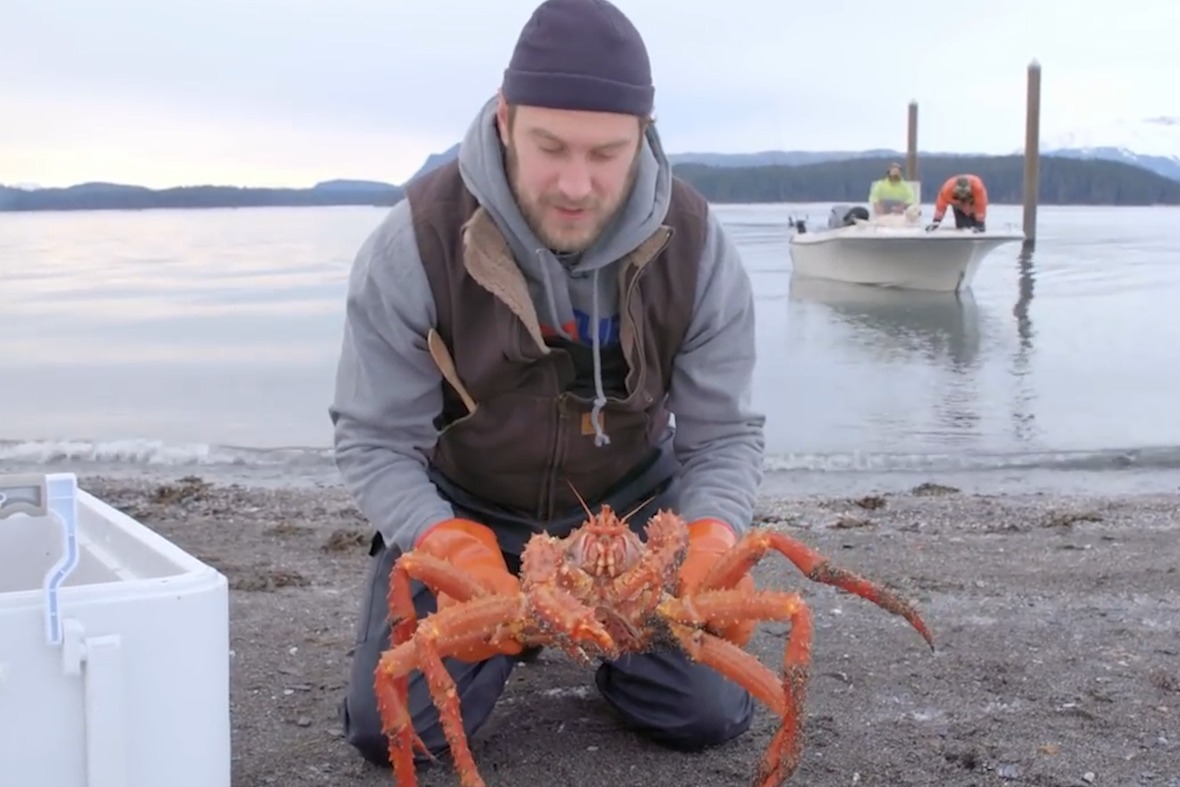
[0,179,404,212]
[400,115,1180,183]
[3,116,1178,211]
[400,143,918,182]
[1036,115,1180,182]
[6,154,1179,212]
[401,115,1180,183]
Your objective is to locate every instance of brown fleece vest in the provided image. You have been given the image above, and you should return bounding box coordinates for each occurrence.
[406,159,707,521]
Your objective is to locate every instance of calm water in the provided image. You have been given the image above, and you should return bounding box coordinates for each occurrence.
[3,201,1179,491]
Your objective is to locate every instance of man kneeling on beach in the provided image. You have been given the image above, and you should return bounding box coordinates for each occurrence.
[327,0,767,770]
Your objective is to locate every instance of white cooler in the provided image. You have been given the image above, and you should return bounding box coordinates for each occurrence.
[0,472,231,786]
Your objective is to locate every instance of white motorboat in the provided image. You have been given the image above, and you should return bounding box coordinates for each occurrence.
[787,183,1024,292]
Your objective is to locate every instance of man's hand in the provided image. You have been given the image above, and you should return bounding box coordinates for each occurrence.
[413,517,523,660]
[415,518,520,602]
[679,518,757,646]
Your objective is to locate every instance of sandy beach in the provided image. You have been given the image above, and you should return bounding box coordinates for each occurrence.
[74,472,1179,787]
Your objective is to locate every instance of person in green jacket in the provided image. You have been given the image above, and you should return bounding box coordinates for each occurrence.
[868,162,915,216]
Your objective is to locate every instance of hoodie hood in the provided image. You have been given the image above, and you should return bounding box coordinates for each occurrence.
[456,95,674,446]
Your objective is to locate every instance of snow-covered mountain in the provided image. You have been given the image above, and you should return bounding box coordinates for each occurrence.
[1041,115,1180,182]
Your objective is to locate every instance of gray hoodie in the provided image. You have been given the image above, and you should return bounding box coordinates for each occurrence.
[329,96,766,552]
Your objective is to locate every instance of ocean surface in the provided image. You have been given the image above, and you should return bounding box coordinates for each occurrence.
[3,201,1179,496]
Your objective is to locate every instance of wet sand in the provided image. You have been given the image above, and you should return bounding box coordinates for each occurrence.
[77,473,1179,787]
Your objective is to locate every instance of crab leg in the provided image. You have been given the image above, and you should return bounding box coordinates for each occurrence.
[373,589,617,786]
[697,529,934,649]
[388,551,499,648]
[416,634,487,787]
[528,584,619,662]
[373,641,430,786]
[662,590,815,787]
[374,595,524,787]
[382,547,497,764]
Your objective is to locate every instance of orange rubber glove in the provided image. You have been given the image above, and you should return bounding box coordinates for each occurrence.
[414,517,520,602]
[413,517,523,660]
[679,518,757,646]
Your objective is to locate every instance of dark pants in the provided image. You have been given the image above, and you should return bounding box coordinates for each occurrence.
[952,205,983,229]
[339,441,755,767]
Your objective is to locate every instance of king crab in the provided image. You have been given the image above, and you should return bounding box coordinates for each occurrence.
[373,493,935,786]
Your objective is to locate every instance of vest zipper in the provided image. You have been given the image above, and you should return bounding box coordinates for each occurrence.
[540,391,569,521]
[538,227,674,520]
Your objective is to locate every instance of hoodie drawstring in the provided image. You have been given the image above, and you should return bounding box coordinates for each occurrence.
[588,269,610,447]
[535,249,611,448]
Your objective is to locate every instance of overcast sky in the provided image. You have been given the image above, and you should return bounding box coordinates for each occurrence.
[4,0,1176,188]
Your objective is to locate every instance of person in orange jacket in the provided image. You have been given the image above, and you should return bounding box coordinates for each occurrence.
[926,174,988,232]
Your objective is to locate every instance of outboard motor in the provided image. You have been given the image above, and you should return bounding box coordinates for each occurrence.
[846,205,870,223]
[828,204,870,228]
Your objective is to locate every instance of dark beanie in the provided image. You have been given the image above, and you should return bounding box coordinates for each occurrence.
[502,0,654,116]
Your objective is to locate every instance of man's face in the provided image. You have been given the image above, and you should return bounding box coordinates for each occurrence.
[888,166,901,181]
[497,97,644,253]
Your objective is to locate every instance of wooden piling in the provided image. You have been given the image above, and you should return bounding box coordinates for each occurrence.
[906,100,918,181]
[1022,60,1041,246]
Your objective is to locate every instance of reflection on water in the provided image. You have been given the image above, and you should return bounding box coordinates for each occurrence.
[782,274,992,452]
[788,276,983,371]
[1014,243,1037,348]
[1009,244,1038,443]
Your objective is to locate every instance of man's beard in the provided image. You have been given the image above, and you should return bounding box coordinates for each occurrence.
[504,142,641,253]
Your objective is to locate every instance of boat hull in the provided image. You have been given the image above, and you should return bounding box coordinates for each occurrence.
[789,226,1023,292]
